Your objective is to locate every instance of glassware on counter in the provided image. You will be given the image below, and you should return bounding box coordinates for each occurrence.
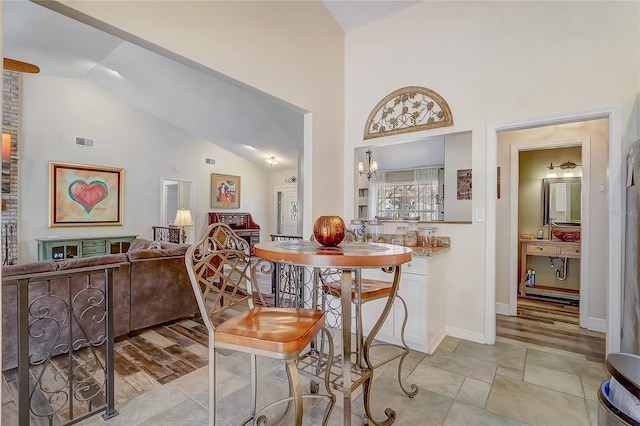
[365,220,383,242]
[404,231,418,246]
[350,219,366,242]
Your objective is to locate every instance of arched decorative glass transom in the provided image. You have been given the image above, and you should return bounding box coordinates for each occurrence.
[364,86,453,140]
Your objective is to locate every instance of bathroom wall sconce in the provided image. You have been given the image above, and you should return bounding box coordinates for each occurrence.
[546,160,581,178]
[559,160,581,177]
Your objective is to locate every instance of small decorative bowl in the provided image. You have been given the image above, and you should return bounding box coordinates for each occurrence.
[552,230,581,242]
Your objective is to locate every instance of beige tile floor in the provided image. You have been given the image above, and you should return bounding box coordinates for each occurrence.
[76,335,608,426]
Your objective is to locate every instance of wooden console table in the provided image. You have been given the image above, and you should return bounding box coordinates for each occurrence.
[37,235,138,261]
[520,239,581,299]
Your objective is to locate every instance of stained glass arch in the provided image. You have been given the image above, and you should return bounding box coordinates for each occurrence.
[364,86,453,140]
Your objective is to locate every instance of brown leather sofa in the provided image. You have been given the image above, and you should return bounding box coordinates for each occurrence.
[2,239,198,370]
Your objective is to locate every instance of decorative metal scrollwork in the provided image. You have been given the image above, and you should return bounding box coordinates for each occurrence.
[364,86,453,140]
[4,265,119,425]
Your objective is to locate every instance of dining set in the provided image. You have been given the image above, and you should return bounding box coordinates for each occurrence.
[185,222,416,425]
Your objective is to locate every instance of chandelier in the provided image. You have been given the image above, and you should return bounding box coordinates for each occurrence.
[358,149,378,181]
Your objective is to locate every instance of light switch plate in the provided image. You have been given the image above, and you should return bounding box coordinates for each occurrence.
[475,209,485,222]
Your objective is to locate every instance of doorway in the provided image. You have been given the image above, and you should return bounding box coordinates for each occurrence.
[275,186,299,236]
[490,115,615,351]
[502,141,587,344]
[161,179,194,243]
[516,145,584,311]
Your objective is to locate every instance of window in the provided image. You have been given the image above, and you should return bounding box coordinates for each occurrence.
[372,168,443,221]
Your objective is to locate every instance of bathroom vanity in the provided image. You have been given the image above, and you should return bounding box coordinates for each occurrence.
[519,239,581,299]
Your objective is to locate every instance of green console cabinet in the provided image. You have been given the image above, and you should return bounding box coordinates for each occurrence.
[37,235,138,261]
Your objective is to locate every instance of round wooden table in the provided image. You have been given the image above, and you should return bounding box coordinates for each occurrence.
[254,240,412,426]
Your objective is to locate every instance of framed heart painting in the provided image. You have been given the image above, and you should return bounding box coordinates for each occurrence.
[49,161,124,227]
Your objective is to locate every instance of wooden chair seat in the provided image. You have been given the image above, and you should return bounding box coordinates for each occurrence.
[215,307,325,354]
[186,223,335,425]
[322,278,393,302]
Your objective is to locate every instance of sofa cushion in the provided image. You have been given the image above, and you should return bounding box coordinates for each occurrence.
[55,253,128,270]
[127,245,188,260]
[127,238,154,252]
[2,261,57,277]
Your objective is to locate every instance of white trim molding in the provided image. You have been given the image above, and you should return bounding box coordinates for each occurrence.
[487,106,622,355]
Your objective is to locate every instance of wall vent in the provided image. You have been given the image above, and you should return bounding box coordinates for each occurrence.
[76,137,94,147]
[205,158,216,165]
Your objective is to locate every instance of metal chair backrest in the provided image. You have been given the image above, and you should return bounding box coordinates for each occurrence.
[185,223,267,329]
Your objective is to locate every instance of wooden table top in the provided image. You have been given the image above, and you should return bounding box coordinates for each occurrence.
[254,240,412,268]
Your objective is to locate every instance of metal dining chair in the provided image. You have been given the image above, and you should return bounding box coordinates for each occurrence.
[185,223,335,425]
[318,230,419,399]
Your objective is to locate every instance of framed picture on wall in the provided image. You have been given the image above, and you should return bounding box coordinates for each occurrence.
[457,168,472,200]
[49,161,124,227]
[211,173,241,209]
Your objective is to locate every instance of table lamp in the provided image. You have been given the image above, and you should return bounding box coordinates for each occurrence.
[173,207,193,243]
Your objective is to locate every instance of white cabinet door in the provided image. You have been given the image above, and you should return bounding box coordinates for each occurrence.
[395,271,427,349]
[359,257,428,352]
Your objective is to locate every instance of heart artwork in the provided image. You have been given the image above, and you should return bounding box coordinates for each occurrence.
[69,180,108,213]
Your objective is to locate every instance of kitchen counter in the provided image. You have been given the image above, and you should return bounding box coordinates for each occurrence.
[411,245,450,257]
[370,235,451,257]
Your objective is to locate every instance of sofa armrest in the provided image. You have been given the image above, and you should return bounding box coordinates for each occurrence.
[128,253,197,332]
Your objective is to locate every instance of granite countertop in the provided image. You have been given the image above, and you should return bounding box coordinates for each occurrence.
[411,245,450,257]
[371,235,451,257]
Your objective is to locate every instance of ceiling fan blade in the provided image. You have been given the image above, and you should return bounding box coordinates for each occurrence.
[3,58,40,74]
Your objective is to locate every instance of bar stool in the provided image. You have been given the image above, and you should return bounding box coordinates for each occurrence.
[318,231,418,398]
[186,223,336,425]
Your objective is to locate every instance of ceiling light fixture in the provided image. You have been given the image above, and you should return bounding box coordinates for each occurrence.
[358,149,378,181]
[266,156,278,166]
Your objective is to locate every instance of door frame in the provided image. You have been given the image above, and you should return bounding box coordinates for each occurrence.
[486,106,622,354]
[273,184,299,236]
[507,138,591,328]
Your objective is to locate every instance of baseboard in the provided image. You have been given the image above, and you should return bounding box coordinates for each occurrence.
[445,326,485,345]
[495,302,511,316]
[588,317,607,333]
[428,329,447,354]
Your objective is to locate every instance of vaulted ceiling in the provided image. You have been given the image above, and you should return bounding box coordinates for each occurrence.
[3,1,420,170]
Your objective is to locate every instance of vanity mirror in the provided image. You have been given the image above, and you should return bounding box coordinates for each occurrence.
[354,131,472,222]
[542,177,581,226]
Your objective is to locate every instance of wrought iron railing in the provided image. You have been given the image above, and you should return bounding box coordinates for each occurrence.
[2,264,121,425]
[152,226,180,243]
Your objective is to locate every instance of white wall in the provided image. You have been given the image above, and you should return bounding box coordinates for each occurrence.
[19,75,270,262]
[344,1,639,340]
[52,0,345,228]
[444,132,472,222]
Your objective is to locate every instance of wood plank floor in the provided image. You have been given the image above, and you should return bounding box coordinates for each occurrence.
[2,317,210,426]
[496,298,605,362]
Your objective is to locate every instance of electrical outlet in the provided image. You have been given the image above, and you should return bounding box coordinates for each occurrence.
[475,209,485,222]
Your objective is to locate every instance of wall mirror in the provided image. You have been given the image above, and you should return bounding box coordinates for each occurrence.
[354,130,472,222]
[542,177,581,226]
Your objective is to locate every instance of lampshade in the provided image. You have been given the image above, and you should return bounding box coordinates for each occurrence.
[173,208,193,227]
